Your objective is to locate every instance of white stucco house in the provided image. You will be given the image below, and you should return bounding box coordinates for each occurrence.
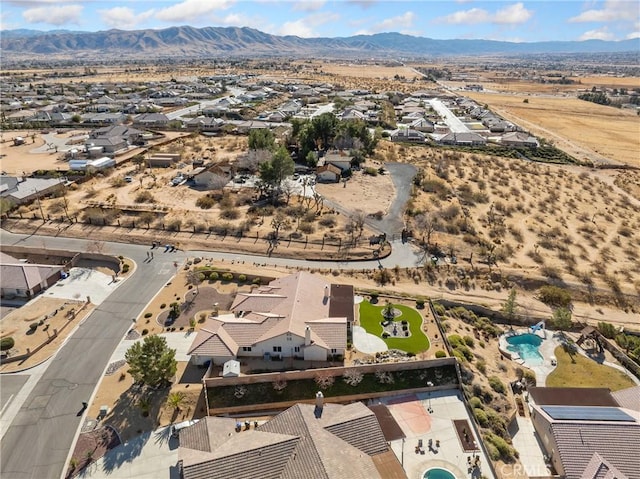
[187,272,354,365]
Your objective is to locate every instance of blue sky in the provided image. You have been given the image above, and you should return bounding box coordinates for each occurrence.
[2,1,639,42]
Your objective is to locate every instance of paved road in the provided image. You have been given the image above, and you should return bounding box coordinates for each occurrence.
[0,376,28,417]
[166,87,244,120]
[0,237,182,479]
[0,223,423,479]
[427,99,470,134]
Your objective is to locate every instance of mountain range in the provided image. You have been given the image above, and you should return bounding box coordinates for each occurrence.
[2,26,638,59]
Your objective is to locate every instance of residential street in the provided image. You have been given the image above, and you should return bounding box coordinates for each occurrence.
[0,229,421,479]
[0,238,181,479]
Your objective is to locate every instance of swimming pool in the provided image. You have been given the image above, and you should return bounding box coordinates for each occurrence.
[423,467,457,479]
[506,333,543,365]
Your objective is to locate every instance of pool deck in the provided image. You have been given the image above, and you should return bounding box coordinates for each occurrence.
[499,329,562,385]
[375,390,495,479]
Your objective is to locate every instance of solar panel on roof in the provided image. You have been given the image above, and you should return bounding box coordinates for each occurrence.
[541,406,635,422]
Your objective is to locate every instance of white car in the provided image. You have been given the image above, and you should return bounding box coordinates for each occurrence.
[171,176,184,186]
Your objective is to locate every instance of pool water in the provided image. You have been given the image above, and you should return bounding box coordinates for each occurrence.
[423,468,457,479]
[506,333,543,365]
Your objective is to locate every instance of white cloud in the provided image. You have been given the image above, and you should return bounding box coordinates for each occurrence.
[364,11,416,33]
[436,7,489,25]
[347,0,377,8]
[293,0,326,12]
[493,3,532,24]
[579,27,615,40]
[99,7,155,30]
[155,0,235,23]
[278,11,339,37]
[569,0,638,22]
[626,31,640,39]
[22,4,83,26]
[435,2,532,25]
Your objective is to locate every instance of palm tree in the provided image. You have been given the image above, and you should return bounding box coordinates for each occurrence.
[167,391,186,412]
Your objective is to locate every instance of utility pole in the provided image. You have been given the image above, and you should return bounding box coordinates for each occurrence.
[34,189,45,221]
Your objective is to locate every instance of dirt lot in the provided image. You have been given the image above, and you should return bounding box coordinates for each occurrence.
[464,92,639,166]
[0,297,88,372]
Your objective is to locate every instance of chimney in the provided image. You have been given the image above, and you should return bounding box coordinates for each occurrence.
[304,326,311,346]
[324,285,330,299]
[316,391,324,409]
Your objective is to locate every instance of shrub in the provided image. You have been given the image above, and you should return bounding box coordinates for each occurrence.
[222,272,234,281]
[252,277,261,285]
[469,397,483,409]
[370,292,379,303]
[476,359,487,375]
[29,323,38,332]
[0,337,15,351]
[144,312,152,318]
[220,208,240,220]
[195,196,216,209]
[448,334,463,347]
[364,167,378,176]
[122,264,130,273]
[474,408,488,427]
[209,271,219,281]
[416,299,425,309]
[141,329,149,335]
[160,303,166,309]
[538,285,571,307]
[435,350,447,358]
[134,191,155,203]
[299,222,315,234]
[166,219,182,232]
[237,274,247,283]
[463,335,475,348]
[488,376,506,394]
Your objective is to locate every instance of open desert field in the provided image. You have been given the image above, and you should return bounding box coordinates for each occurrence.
[311,61,421,80]
[464,92,640,166]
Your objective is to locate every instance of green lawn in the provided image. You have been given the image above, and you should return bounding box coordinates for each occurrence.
[358,301,430,354]
[546,346,636,391]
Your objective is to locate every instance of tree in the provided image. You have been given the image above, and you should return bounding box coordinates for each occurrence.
[502,289,518,327]
[125,335,177,388]
[167,391,186,412]
[259,146,294,201]
[186,270,205,294]
[311,112,338,151]
[551,307,573,333]
[248,128,275,150]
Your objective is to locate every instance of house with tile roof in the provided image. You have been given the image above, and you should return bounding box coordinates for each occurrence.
[0,251,63,298]
[528,387,640,479]
[188,272,353,365]
[178,402,405,479]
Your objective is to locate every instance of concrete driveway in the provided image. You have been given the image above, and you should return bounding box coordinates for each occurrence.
[46,267,127,305]
[78,426,180,479]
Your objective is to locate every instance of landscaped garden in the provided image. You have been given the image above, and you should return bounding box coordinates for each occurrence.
[546,346,636,391]
[358,300,430,354]
[207,363,458,409]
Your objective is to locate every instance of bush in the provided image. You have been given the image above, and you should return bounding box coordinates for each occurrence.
[29,323,38,332]
[474,408,488,427]
[435,350,447,358]
[463,335,475,348]
[448,334,463,347]
[122,264,130,273]
[222,272,233,281]
[141,329,149,335]
[144,312,152,318]
[469,397,483,409]
[538,285,571,307]
[0,337,15,351]
[209,271,219,281]
[370,292,379,303]
[160,303,166,309]
[195,196,216,209]
[416,299,425,309]
[237,274,247,283]
[476,359,487,374]
[134,191,155,203]
[166,219,182,232]
[299,222,315,234]
[364,167,378,176]
[488,376,506,394]
[252,277,261,285]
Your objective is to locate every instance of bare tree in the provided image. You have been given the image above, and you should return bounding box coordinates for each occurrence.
[343,368,364,387]
[186,270,205,294]
[414,213,436,249]
[270,212,290,241]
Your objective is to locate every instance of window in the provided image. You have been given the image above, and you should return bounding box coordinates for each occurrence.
[286,333,292,341]
[294,347,300,353]
[242,347,252,352]
[331,349,337,353]
[273,346,282,352]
